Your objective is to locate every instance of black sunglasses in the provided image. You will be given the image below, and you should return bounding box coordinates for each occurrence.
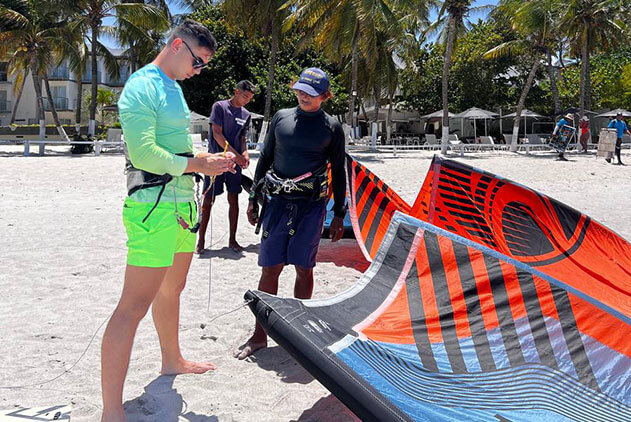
[182,40,208,70]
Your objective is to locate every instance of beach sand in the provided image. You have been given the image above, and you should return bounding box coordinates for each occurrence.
[1,145,629,421]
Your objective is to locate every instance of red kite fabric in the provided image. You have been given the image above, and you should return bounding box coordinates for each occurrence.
[245,154,631,421]
[247,213,631,421]
[347,154,631,324]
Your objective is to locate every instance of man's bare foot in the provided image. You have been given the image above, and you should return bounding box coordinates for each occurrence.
[234,339,266,360]
[160,358,216,375]
[228,240,243,252]
[195,242,205,255]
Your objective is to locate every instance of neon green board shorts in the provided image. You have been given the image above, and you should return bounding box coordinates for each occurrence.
[122,197,197,267]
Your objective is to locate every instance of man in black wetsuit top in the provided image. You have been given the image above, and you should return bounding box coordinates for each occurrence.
[235,67,346,360]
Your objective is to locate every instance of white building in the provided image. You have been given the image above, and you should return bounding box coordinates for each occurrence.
[0,47,129,127]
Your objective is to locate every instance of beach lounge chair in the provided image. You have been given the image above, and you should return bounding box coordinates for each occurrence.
[472,136,499,151]
[448,134,462,145]
[94,129,124,155]
[448,134,465,155]
[422,134,440,150]
[521,134,549,154]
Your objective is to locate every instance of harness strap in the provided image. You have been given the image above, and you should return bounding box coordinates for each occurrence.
[141,179,169,223]
[125,152,202,223]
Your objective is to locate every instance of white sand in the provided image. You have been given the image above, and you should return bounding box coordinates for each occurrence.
[1,145,629,421]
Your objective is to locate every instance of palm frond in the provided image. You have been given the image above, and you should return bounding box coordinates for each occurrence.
[483,39,527,59]
[95,41,121,79]
[0,3,29,30]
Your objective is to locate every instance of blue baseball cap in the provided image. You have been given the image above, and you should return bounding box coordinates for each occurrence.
[292,67,330,96]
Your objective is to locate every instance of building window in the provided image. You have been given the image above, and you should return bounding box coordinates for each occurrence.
[0,90,8,112]
[193,125,203,133]
[0,63,7,82]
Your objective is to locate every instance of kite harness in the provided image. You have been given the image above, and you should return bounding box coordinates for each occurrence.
[125,150,204,232]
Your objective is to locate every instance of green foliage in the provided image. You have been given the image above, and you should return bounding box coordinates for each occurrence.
[180,5,347,118]
[621,64,631,105]
[557,49,631,110]
[399,20,547,114]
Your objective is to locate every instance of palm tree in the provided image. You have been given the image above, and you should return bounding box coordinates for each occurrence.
[283,0,417,136]
[223,0,287,127]
[430,0,492,154]
[85,87,117,126]
[117,0,172,73]
[485,0,561,151]
[0,0,74,140]
[560,0,623,114]
[430,0,473,154]
[64,0,167,137]
[355,28,401,143]
[8,69,27,125]
[56,32,88,136]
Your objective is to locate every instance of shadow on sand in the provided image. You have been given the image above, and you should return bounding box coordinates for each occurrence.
[245,345,315,385]
[198,243,259,260]
[123,376,218,422]
[293,395,360,422]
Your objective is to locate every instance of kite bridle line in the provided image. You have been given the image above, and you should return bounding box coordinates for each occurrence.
[0,298,255,390]
[204,141,229,316]
[1,144,246,389]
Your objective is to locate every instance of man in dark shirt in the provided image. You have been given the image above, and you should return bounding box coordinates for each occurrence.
[235,68,346,360]
[196,80,256,253]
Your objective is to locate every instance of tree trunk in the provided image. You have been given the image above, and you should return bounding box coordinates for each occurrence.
[10,72,26,124]
[130,47,137,73]
[43,75,70,141]
[75,76,83,137]
[347,20,360,131]
[546,50,561,115]
[263,15,278,122]
[386,92,393,144]
[89,24,99,137]
[31,67,46,142]
[579,26,590,115]
[441,15,456,155]
[510,57,541,151]
[558,42,565,67]
[360,100,369,123]
[372,81,381,145]
[373,80,381,123]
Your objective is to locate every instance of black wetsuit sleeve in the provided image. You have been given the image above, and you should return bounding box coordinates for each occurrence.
[329,120,347,218]
[251,114,278,198]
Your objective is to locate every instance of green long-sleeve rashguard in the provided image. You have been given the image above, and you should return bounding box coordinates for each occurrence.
[118,64,194,203]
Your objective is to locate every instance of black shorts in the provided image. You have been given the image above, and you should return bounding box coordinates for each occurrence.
[258,197,327,268]
[203,167,242,196]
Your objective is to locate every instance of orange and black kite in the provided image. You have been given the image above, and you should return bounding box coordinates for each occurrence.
[246,155,631,421]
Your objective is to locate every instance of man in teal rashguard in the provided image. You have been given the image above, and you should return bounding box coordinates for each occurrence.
[607,112,631,165]
[100,20,235,422]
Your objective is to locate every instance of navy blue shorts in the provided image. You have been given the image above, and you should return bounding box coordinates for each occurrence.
[203,167,242,196]
[258,197,327,268]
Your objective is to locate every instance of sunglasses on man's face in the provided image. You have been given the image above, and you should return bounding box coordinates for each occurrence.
[182,40,209,70]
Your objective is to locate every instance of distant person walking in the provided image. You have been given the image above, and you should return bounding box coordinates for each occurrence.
[552,113,573,161]
[579,116,590,153]
[607,112,630,165]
